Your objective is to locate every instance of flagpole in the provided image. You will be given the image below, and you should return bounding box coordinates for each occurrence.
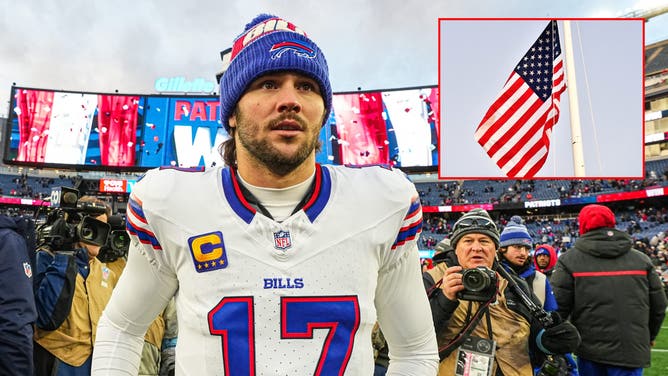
[562,20,586,176]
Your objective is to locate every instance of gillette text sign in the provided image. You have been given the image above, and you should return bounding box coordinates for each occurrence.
[155,77,217,93]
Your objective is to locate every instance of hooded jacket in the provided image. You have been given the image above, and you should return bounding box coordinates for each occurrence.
[0,215,37,376]
[533,244,558,277]
[551,227,667,368]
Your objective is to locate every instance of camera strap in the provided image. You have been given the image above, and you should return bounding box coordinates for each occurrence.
[495,260,555,328]
[463,301,494,341]
[438,295,495,360]
[484,308,493,340]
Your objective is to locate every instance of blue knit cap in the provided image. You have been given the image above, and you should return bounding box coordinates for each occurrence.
[499,215,533,248]
[534,247,551,257]
[219,14,333,132]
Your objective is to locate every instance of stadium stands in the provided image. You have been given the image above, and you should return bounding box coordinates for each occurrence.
[646,39,668,76]
[413,158,668,210]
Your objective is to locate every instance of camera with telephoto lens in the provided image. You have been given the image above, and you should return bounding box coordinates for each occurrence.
[97,214,131,263]
[457,266,498,302]
[36,187,111,251]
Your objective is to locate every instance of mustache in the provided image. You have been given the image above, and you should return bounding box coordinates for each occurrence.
[268,113,308,130]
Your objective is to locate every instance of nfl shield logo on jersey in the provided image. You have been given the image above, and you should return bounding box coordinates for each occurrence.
[273,230,292,251]
[23,262,32,278]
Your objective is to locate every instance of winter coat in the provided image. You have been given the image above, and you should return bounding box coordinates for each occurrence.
[0,215,37,376]
[424,255,546,376]
[34,247,118,373]
[551,227,667,368]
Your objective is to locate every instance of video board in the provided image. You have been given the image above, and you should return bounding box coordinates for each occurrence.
[3,86,438,172]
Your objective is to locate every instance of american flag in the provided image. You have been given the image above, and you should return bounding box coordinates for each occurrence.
[474,20,566,178]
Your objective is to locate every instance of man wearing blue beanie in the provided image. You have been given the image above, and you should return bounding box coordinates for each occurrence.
[217,14,333,171]
[93,14,438,375]
[498,216,557,310]
[499,215,579,376]
[498,216,579,375]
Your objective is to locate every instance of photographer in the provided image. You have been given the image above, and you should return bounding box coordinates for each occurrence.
[33,196,115,376]
[100,215,176,376]
[423,208,580,376]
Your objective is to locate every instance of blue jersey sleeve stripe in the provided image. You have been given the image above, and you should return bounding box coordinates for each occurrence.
[128,196,147,223]
[127,220,162,250]
[391,220,422,250]
[405,201,421,221]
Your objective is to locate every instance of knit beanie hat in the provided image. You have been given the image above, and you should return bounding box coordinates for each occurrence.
[534,246,552,258]
[499,215,533,248]
[578,204,615,235]
[219,14,333,132]
[450,208,500,249]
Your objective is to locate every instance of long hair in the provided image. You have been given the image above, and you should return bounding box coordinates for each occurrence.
[219,132,237,168]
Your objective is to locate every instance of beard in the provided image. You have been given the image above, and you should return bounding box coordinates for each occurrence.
[234,110,322,177]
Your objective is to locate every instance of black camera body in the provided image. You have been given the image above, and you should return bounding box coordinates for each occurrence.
[37,187,111,250]
[97,214,131,263]
[457,266,498,302]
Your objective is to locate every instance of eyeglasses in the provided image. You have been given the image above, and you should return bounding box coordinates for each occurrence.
[454,216,498,232]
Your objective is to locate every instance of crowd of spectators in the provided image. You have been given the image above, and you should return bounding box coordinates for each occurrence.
[0,172,83,201]
[417,160,668,207]
[424,206,668,245]
[1,160,668,204]
[418,176,668,207]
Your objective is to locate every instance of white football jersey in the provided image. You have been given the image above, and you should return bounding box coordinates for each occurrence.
[119,163,435,375]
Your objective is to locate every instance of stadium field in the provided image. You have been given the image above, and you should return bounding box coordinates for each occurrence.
[648,316,668,375]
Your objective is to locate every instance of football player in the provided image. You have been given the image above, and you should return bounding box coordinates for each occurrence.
[92,13,438,375]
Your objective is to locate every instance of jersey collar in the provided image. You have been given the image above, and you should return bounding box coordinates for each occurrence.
[221,164,331,224]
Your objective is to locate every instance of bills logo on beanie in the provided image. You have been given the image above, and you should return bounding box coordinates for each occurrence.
[219,14,333,132]
[270,39,317,59]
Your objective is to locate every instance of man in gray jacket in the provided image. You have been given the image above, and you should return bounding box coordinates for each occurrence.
[551,204,667,375]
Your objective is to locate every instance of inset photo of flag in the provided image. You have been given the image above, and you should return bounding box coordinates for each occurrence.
[438,18,644,180]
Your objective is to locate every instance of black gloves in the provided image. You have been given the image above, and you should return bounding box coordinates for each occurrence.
[537,312,581,355]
